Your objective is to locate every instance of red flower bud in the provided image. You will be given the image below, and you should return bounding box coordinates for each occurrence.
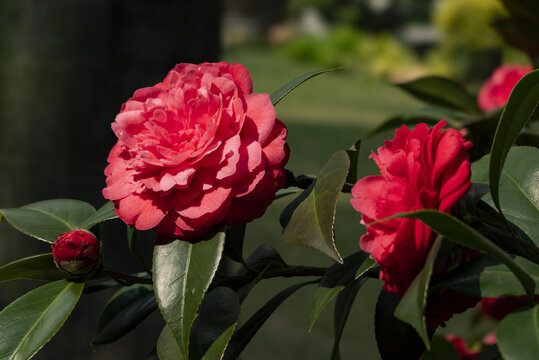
[51,230,102,277]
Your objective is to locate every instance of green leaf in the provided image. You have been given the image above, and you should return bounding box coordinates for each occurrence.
[375,290,426,360]
[283,151,349,263]
[270,68,340,106]
[92,284,156,345]
[0,254,65,282]
[223,224,246,264]
[310,251,369,331]
[441,255,539,297]
[497,304,539,360]
[157,325,181,360]
[153,233,225,360]
[396,76,482,114]
[472,146,539,244]
[81,201,118,229]
[201,324,236,360]
[355,257,377,279]
[0,199,96,243]
[127,227,149,272]
[0,280,83,360]
[488,70,539,213]
[190,287,239,360]
[223,280,316,360]
[394,237,442,349]
[387,209,536,302]
[331,277,368,359]
[421,336,461,360]
[345,139,361,184]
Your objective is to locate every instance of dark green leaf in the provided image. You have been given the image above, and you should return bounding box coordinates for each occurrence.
[472,146,539,244]
[92,284,156,345]
[0,199,96,243]
[270,68,340,106]
[355,257,377,279]
[223,280,317,360]
[488,70,539,213]
[283,151,349,263]
[476,345,501,360]
[127,227,149,272]
[421,336,461,360]
[224,224,246,264]
[396,76,482,114]
[375,290,426,360]
[497,304,539,360]
[153,233,225,360]
[201,324,236,360]
[345,139,361,184]
[190,287,240,360]
[394,237,442,349]
[0,280,83,359]
[240,244,286,273]
[441,255,539,297]
[274,189,300,200]
[81,201,118,229]
[387,209,535,302]
[331,277,367,359]
[235,262,282,304]
[0,254,65,282]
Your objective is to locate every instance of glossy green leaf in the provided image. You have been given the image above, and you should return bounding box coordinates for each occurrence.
[310,251,369,330]
[375,290,426,360]
[396,76,482,114]
[80,201,118,229]
[394,237,442,349]
[92,284,156,345]
[331,277,368,359]
[270,68,340,106]
[421,336,461,360]
[345,139,361,184]
[488,70,539,212]
[355,257,377,279]
[283,151,349,263]
[497,304,539,360]
[0,254,65,282]
[0,280,84,360]
[472,146,539,244]
[157,326,181,360]
[190,287,239,360]
[153,233,225,360]
[0,199,96,243]
[223,280,316,360]
[387,209,535,302]
[201,324,236,360]
[441,255,539,297]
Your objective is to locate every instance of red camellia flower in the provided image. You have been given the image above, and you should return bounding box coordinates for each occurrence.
[477,64,532,112]
[481,295,538,321]
[103,62,289,242]
[51,230,102,277]
[350,120,472,297]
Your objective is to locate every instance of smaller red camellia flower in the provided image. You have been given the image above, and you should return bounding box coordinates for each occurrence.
[446,335,481,360]
[477,64,532,112]
[103,62,289,242]
[51,230,102,277]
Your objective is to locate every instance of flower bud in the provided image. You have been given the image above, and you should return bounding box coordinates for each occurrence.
[51,230,102,277]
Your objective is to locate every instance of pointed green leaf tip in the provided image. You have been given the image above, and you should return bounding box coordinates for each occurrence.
[283,151,349,263]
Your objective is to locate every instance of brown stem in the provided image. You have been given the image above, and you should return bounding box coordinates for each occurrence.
[101,269,153,285]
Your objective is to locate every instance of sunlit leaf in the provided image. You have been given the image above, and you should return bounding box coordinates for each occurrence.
[270,68,340,106]
[153,233,225,360]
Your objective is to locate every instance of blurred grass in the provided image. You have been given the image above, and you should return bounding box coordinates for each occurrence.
[221,46,427,360]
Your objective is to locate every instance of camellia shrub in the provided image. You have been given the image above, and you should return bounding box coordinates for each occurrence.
[1,7,539,356]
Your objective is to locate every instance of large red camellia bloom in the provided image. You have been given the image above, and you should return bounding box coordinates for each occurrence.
[103,62,289,242]
[350,120,472,296]
[477,64,532,112]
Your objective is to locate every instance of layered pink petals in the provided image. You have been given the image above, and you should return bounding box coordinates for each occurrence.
[103,62,289,242]
[478,64,532,112]
[350,120,472,299]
